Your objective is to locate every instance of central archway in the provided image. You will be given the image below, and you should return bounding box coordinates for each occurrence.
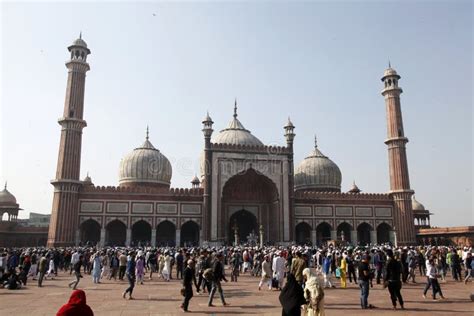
[221,168,279,243]
[229,209,258,244]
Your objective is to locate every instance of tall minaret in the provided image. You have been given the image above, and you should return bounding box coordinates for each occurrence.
[381,64,416,245]
[47,35,91,247]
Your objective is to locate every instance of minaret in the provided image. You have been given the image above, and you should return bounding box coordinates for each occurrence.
[201,110,214,242]
[47,35,91,247]
[381,64,416,245]
[284,117,295,241]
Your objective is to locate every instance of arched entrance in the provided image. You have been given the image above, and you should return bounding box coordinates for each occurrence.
[377,223,391,244]
[131,220,151,246]
[357,222,372,245]
[337,222,352,243]
[181,221,199,246]
[222,168,279,243]
[80,219,101,245]
[295,222,311,245]
[106,220,126,246]
[316,222,332,245]
[156,220,176,246]
[229,209,258,244]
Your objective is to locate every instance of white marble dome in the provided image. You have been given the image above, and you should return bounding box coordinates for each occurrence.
[294,140,342,192]
[212,106,263,147]
[412,195,425,211]
[119,135,172,187]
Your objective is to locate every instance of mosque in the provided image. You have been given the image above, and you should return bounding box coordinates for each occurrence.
[40,35,436,248]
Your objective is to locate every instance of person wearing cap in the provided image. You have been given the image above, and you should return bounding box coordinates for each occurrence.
[273,251,286,290]
[290,251,306,285]
[208,252,228,307]
[180,259,198,312]
[259,255,272,291]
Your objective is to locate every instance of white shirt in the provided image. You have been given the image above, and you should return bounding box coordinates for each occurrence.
[426,259,437,279]
[272,256,286,273]
[71,252,80,265]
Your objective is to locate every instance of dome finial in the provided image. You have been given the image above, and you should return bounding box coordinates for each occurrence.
[388,59,391,68]
[79,31,82,39]
[4,181,6,190]
[233,98,238,119]
[314,134,318,149]
[146,125,149,140]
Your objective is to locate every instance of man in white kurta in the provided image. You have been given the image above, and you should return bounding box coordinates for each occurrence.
[272,251,286,289]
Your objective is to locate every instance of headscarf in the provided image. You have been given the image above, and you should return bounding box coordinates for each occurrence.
[279,274,306,314]
[56,290,94,316]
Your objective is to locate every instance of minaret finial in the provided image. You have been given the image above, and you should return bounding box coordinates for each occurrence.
[79,31,82,39]
[388,59,391,68]
[4,181,6,190]
[146,125,149,140]
[233,98,237,119]
[314,134,318,148]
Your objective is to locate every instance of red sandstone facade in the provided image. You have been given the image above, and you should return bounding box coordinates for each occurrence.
[44,36,453,248]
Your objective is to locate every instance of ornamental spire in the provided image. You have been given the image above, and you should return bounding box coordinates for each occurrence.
[233,98,238,119]
[146,125,149,141]
[314,134,318,148]
[3,181,6,190]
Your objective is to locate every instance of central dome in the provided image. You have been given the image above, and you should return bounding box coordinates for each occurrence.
[119,131,172,188]
[212,102,263,146]
[294,137,342,192]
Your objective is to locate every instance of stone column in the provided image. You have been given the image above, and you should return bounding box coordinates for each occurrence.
[330,230,337,241]
[311,230,317,245]
[99,228,106,247]
[126,228,131,247]
[370,230,377,245]
[351,230,357,245]
[176,229,181,247]
[151,228,156,247]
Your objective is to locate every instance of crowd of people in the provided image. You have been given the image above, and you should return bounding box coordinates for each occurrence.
[0,243,472,314]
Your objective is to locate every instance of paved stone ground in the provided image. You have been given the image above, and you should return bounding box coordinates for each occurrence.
[0,268,472,315]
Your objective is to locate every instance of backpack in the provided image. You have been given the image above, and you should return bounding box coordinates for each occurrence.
[203,268,214,281]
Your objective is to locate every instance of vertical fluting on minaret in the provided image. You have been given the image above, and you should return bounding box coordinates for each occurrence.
[47,35,90,247]
[201,111,214,242]
[284,117,295,241]
[381,65,416,245]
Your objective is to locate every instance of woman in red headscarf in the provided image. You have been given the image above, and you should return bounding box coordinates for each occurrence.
[57,289,94,316]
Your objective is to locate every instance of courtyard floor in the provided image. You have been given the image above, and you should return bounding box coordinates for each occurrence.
[0,269,473,315]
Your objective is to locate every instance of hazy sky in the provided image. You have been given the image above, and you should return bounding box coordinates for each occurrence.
[1,1,472,226]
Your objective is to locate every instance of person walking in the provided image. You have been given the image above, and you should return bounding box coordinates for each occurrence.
[340,252,347,289]
[109,252,119,280]
[322,254,334,288]
[230,251,241,282]
[181,259,198,312]
[136,254,145,285]
[303,268,325,316]
[208,253,228,307]
[101,251,110,280]
[91,252,101,284]
[463,252,472,284]
[259,255,272,291]
[290,251,306,285]
[123,252,136,299]
[384,249,404,310]
[279,273,306,316]
[424,256,445,300]
[358,255,374,309]
[68,255,83,290]
[118,251,127,281]
[37,253,48,287]
[272,251,286,290]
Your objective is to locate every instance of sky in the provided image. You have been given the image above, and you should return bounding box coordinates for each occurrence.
[0,1,472,227]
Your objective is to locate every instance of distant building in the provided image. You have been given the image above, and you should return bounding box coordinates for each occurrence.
[0,185,48,247]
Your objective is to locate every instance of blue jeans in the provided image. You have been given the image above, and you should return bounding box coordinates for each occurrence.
[358,280,369,308]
